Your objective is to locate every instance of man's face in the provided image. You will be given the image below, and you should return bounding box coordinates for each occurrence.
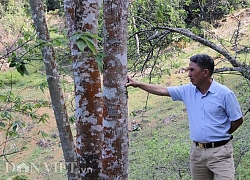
[188,61,205,87]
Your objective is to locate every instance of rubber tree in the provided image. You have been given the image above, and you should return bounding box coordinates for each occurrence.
[64,0,103,179]
[28,0,76,179]
[102,0,130,179]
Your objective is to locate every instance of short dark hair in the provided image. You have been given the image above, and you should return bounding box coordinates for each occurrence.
[190,54,214,76]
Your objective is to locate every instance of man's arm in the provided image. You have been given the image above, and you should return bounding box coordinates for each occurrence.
[126,76,170,96]
[229,117,243,134]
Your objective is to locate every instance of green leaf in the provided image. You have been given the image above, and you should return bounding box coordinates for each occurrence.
[12,121,24,132]
[0,122,5,128]
[39,130,48,138]
[38,113,49,123]
[83,35,94,44]
[36,39,49,47]
[13,124,18,131]
[1,111,12,120]
[82,36,97,54]
[29,112,38,120]
[76,39,87,52]
[95,55,104,73]
[51,37,68,47]
[7,131,18,138]
[51,38,62,46]
[17,66,24,76]
[16,64,29,76]
[69,116,76,124]
[23,103,33,112]
[0,94,6,102]
[9,61,16,67]
[9,58,29,76]
[72,30,84,40]
[22,65,30,76]
[36,81,48,93]
[24,31,31,41]
[89,33,102,41]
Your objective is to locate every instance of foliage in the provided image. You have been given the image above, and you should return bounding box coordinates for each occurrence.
[72,30,105,73]
[0,72,50,141]
[0,0,30,34]
[0,17,52,158]
[233,115,250,179]
[130,0,187,28]
[183,0,250,26]
[2,32,42,76]
[45,0,63,12]
[236,79,250,114]
[12,175,28,180]
[127,0,188,76]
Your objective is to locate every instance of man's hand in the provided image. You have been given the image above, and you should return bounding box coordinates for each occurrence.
[126,75,170,96]
[126,76,139,87]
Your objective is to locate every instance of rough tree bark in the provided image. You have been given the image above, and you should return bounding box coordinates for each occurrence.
[64,0,103,179]
[28,0,76,179]
[102,0,130,179]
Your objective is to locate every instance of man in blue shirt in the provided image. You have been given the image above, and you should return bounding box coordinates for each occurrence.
[126,54,243,180]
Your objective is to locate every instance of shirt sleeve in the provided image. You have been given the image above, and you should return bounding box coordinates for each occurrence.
[225,91,243,121]
[167,84,189,101]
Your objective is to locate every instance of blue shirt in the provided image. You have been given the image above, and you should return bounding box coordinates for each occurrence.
[167,80,242,142]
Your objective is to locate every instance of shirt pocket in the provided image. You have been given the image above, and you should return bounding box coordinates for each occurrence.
[207,106,225,122]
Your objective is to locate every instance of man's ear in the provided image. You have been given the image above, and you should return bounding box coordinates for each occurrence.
[203,69,210,77]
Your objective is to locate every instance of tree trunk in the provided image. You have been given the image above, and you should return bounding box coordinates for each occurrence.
[64,0,103,179]
[28,0,76,179]
[102,0,129,179]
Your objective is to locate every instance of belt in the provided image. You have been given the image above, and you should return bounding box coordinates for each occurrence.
[194,139,230,149]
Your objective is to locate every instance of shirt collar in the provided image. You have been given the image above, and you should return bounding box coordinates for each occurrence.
[195,79,216,94]
[207,79,216,94]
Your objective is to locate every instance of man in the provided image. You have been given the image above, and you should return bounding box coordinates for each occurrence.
[126,54,243,180]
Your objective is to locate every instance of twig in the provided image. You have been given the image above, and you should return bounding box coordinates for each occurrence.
[0,150,24,157]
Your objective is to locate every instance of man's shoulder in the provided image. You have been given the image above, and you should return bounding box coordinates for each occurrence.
[168,83,194,90]
[212,80,233,94]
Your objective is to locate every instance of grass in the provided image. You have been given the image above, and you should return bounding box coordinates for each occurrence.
[0,61,47,98]
[1,54,249,180]
[127,73,250,179]
[127,75,191,179]
[128,119,191,179]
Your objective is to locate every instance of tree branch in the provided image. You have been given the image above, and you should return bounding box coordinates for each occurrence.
[152,26,250,81]
[0,150,24,157]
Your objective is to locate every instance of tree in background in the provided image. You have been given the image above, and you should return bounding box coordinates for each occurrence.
[183,0,250,26]
[127,0,189,78]
[127,0,250,82]
[28,0,76,179]
[46,0,62,11]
